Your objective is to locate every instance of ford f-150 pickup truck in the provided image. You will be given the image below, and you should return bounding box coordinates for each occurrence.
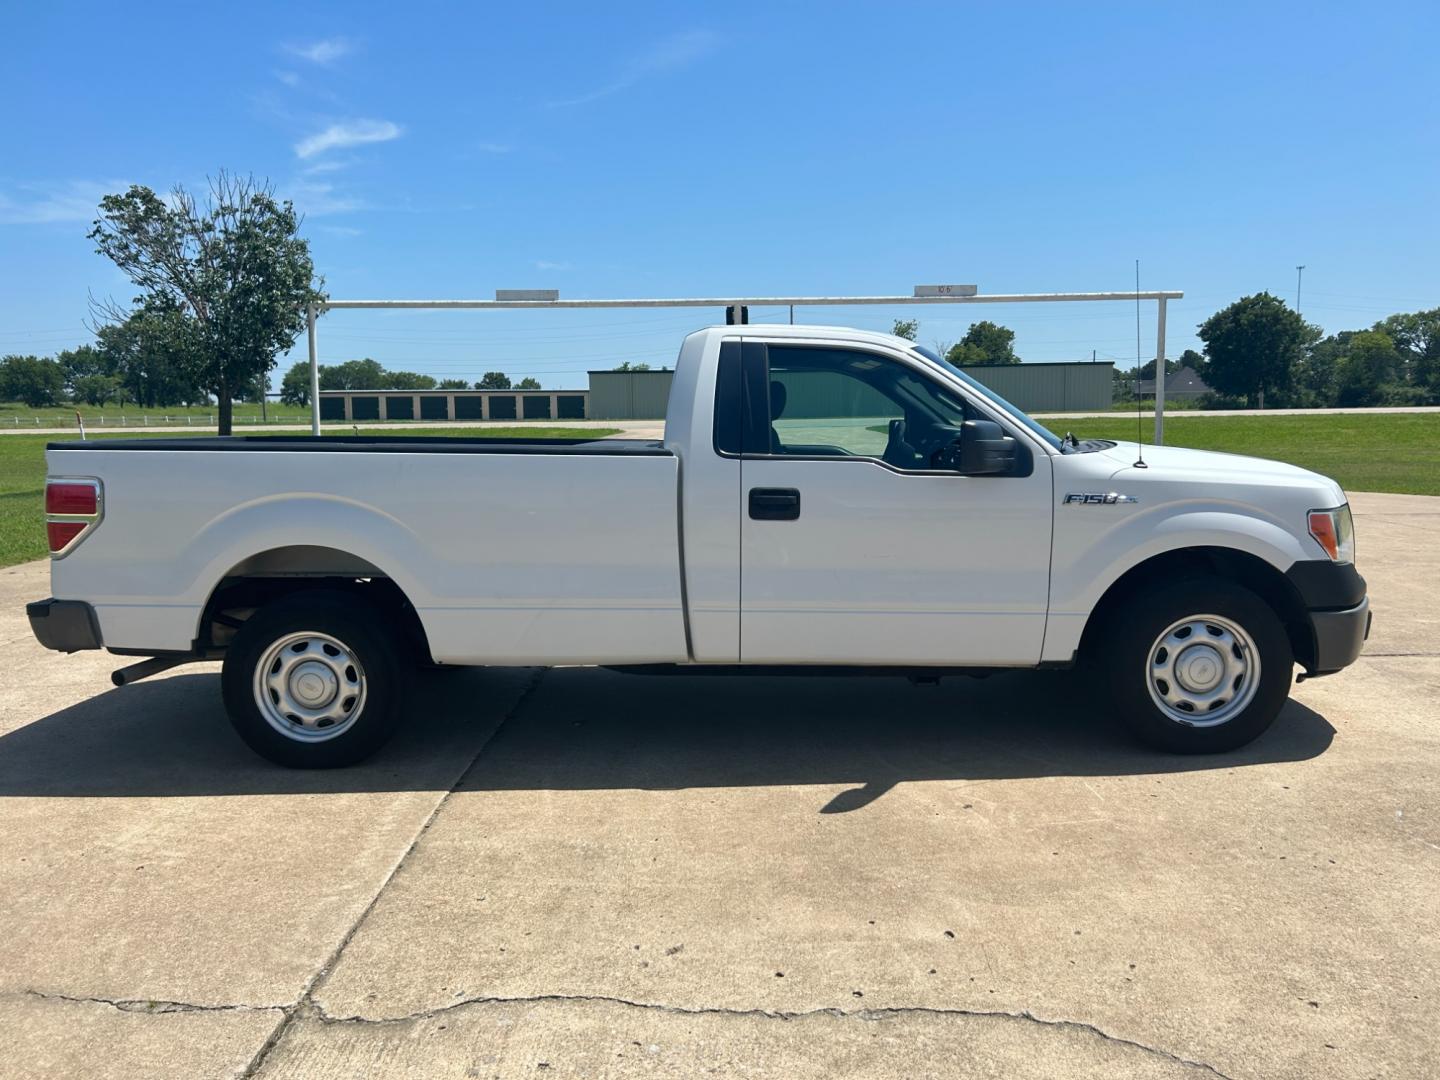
[27,324,1370,767]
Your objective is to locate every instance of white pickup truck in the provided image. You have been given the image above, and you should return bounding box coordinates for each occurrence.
[28,324,1370,767]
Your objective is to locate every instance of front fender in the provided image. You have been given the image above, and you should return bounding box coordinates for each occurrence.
[1041,506,1313,664]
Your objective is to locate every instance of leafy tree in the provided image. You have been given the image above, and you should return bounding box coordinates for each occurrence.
[382,371,437,390]
[476,371,512,389]
[320,358,386,390]
[515,376,542,389]
[1334,330,1403,407]
[891,319,918,341]
[1197,293,1317,408]
[1295,331,1362,408]
[1136,357,1181,381]
[437,378,470,390]
[56,345,110,389]
[945,321,1018,366]
[1375,307,1440,398]
[89,172,325,435]
[279,360,314,406]
[71,374,118,406]
[612,361,651,372]
[96,306,204,408]
[0,355,65,406]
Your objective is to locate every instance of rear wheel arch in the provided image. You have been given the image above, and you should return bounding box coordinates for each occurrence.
[1079,546,1315,672]
[196,545,434,664]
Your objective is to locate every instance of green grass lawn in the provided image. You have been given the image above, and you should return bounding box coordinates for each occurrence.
[0,426,621,568]
[1059,412,1440,496]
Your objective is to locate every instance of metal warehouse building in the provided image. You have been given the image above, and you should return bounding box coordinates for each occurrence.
[585,361,1114,419]
[317,360,1114,422]
[954,361,1114,413]
[318,388,589,422]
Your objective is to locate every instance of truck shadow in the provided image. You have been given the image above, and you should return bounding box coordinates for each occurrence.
[0,665,1334,808]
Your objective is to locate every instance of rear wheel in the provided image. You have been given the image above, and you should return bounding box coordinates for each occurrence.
[1099,577,1293,753]
[221,591,404,767]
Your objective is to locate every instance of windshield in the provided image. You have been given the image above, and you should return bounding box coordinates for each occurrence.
[912,346,1064,450]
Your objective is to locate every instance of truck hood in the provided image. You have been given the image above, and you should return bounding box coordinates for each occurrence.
[1085,441,1347,507]
[1094,441,1319,482]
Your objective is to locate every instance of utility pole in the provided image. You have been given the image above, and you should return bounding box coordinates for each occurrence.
[1296,265,1305,316]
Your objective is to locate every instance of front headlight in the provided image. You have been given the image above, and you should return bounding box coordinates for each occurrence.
[1308,504,1356,564]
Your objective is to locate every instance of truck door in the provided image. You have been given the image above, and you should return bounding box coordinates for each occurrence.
[737,340,1054,666]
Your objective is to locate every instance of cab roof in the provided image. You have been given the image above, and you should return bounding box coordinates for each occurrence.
[688,324,918,352]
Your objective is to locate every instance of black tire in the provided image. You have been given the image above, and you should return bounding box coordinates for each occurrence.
[1098,576,1293,754]
[221,590,404,767]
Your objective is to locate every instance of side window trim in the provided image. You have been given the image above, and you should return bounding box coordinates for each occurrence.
[712,339,743,456]
[739,340,771,456]
[739,341,1032,477]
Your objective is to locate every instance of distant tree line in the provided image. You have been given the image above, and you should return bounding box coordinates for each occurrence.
[1113,294,1440,409]
[0,328,213,408]
[276,359,541,406]
[895,295,1439,409]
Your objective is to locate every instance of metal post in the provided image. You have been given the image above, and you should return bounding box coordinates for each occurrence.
[307,303,320,436]
[1153,297,1168,445]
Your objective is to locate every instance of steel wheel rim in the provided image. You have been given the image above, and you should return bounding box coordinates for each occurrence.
[253,630,367,743]
[1145,613,1260,728]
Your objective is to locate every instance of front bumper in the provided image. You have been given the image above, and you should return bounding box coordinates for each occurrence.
[1309,597,1371,675]
[1285,561,1370,676]
[27,598,102,653]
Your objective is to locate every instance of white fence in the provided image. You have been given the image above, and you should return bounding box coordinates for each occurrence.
[6,414,293,428]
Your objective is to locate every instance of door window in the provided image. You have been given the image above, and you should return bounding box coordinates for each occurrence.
[764,346,971,470]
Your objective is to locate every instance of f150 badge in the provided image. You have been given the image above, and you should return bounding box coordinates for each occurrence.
[1063,492,1138,505]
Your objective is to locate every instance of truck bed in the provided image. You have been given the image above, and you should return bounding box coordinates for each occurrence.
[46,436,688,665]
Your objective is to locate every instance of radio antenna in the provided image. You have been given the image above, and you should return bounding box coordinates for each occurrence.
[1133,259,1147,468]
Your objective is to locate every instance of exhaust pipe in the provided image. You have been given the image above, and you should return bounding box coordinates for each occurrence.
[111,656,194,687]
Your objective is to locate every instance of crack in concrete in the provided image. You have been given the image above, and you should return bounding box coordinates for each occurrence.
[308,993,1236,1079]
[21,989,285,1016]
[238,667,548,1079]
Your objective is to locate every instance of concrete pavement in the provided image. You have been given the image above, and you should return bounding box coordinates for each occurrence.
[0,492,1435,1079]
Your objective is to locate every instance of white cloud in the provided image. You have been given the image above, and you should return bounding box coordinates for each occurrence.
[547,29,720,108]
[534,259,573,272]
[285,38,353,65]
[294,119,402,159]
[302,158,353,175]
[0,180,125,226]
[275,70,301,87]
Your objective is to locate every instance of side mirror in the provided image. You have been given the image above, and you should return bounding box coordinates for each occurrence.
[944,419,1016,475]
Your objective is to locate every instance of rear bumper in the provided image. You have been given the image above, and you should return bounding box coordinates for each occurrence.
[1309,597,1371,675]
[27,598,103,653]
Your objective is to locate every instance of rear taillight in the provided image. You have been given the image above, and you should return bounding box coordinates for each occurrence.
[45,478,102,557]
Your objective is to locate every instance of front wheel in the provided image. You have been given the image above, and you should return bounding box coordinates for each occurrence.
[221,590,404,767]
[1098,577,1293,754]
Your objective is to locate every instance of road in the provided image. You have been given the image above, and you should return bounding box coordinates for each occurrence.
[0,492,1435,1079]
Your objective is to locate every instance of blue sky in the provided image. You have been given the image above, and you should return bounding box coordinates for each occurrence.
[2,1,1437,391]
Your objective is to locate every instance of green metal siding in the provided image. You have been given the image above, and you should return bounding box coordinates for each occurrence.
[957,362,1113,413]
[587,371,675,419]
